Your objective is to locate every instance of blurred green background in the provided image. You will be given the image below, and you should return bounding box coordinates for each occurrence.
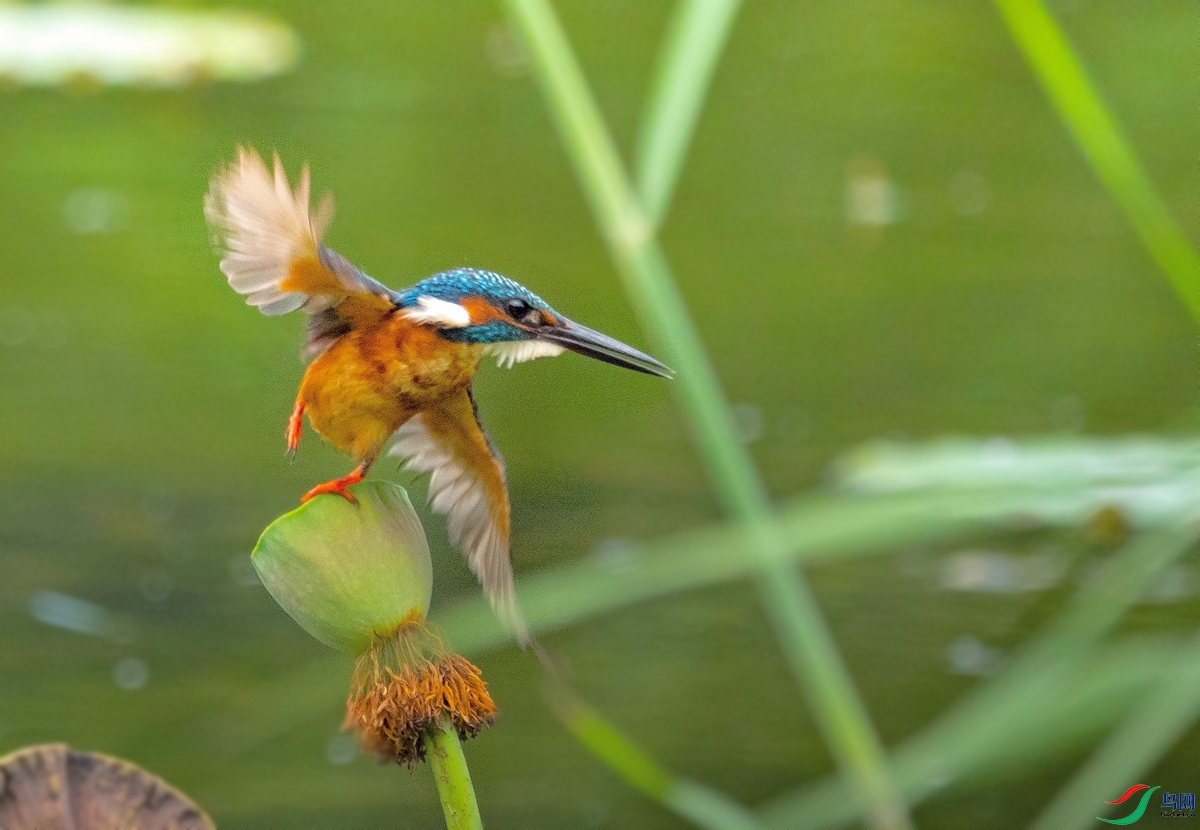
[0,1,1194,827]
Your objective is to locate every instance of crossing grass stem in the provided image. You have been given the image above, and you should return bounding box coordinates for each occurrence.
[502,1,911,827]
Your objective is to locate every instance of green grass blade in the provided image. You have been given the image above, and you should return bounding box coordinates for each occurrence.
[636,0,740,225]
[1031,629,1200,830]
[548,687,766,830]
[1013,526,1197,664]
[501,4,910,823]
[760,525,1199,828]
[992,0,1200,322]
[759,638,1183,828]
[501,0,764,519]
[434,489,1034,655]
[438,437,1200,655]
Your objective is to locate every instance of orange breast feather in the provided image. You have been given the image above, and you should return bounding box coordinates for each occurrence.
[298,312,482,461]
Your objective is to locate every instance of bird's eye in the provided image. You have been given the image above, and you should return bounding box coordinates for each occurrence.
[504,297,546,326]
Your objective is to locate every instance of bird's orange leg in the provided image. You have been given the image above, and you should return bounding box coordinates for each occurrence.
[300,457,375,504]
[286,399,305,459]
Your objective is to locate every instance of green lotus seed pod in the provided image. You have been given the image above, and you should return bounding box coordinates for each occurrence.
[251,482,433,654]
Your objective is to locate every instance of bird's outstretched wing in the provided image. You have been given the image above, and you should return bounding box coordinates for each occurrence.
[204,146,398,359]
[387,388,532,646]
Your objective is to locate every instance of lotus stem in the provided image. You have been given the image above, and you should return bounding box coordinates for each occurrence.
[424,714,484,830]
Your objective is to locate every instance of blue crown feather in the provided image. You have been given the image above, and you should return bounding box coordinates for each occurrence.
[398,267,551,311]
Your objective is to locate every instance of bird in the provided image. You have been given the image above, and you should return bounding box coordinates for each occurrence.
[204,147,671,645]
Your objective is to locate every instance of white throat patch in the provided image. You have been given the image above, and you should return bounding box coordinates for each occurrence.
[486,340,566,368]
[403,296,472,328]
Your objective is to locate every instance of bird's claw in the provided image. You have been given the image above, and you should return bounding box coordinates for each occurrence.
[300,482,359,505]
[299,465,367,505]
[286,401,304,460]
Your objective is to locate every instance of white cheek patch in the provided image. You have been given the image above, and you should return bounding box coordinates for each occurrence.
[404,296,472,328]
[486,340,566,368]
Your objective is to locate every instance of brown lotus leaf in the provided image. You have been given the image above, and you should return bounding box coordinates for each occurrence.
[0,743,213,830]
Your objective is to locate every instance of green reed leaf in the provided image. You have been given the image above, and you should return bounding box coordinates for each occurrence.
[636,0,740,225]
[502,2,909,825]
[992,0,1200,321]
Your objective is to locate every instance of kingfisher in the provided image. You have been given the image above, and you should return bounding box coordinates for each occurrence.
[205,147,671,645]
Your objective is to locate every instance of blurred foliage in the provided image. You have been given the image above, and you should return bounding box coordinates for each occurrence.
[503,0,1200,826]
[506,0,908,825]
[0,1,1195,828]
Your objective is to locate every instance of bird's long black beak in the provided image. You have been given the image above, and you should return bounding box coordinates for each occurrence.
[537,319,673,378]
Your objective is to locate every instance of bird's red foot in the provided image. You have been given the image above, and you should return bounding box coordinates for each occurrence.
[300,466,366,504]
[286,401,304,459]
